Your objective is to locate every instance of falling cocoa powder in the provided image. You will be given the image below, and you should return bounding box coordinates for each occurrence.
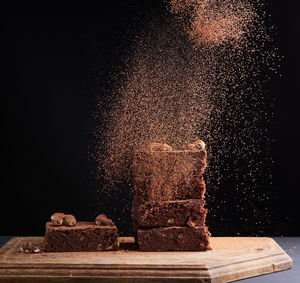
[168,0,258,46]
[92,0,278,235]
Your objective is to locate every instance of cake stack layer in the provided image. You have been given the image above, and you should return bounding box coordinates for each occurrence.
[133,199,207,228]
[137,226,210,251]
[44,222,119,252]
[132,144,211,251]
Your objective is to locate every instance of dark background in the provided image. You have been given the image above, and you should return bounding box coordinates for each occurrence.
[1,0,299,236]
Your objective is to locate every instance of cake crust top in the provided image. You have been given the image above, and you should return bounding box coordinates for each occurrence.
[45,221,117,231]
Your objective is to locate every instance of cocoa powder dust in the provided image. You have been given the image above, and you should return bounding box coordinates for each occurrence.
[91,0,278,235]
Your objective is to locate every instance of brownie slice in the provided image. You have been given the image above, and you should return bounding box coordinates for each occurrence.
[133,199,207,228]
[133,150,206,202]
[174,176,206,200]
[137,226,211,251]
[133,175,206,202]
[44,222,119,252]
[133,150,207,177]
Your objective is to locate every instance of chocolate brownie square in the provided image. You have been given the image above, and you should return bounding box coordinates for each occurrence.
[137,226,211,251]
[133,175,206,202]
[174,176,206,200]
[44,222,119,252]
[133,150,207,178]
[133,150,207,202]
[133,199,207,228]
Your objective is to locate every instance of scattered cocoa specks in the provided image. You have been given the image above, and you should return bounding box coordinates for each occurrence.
[91,0,279,235]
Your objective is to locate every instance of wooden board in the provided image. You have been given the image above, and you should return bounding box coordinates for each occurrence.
[0,237,292,283]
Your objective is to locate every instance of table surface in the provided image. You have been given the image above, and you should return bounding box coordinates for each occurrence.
[0,237,299,282]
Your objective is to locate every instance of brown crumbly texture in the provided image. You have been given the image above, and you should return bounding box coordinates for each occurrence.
[44,222,119,252]
[133,199,207,228]
[137,226,211,251]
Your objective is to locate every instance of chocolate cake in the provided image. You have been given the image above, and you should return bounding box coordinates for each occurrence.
[133,199,207,228]
[44,222,119,252]
[133,175,206,202]
[132,141,211,251]
[137,226,211,251]
[133,150,207,202]
[134,150,207,176]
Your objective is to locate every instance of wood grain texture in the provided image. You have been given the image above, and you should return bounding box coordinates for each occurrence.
[0,237,292,283]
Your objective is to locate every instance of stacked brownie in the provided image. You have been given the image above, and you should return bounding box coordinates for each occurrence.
[132,141,211,251]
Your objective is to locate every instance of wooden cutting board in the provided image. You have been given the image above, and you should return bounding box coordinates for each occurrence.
[0,237,292,282]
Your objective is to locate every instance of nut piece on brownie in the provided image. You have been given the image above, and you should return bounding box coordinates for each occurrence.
[95,214,115,226]
[51,213,65,226]
[51,213,76,227]
[62,215,77,226]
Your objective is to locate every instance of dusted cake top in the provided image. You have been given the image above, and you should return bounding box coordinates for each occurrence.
[133,141,207,202]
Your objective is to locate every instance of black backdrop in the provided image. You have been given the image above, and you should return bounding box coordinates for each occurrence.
[1,0,300,236]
